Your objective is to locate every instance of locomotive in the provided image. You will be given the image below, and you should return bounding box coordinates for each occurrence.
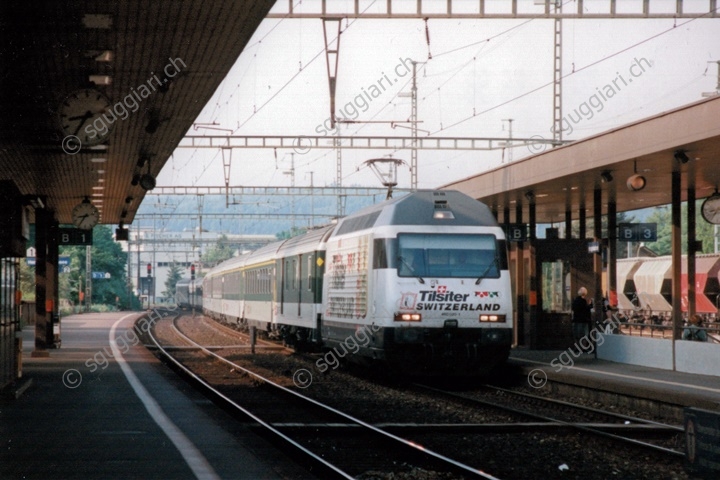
[189,190,513,375]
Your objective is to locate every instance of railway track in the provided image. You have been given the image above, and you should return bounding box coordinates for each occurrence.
[411,383,685,457]
[147,309,500,479]
[145,310,689,478]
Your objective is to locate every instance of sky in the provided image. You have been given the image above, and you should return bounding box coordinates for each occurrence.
[155,1,720,197]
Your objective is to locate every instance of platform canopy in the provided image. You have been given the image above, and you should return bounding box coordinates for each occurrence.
[444,96,720,224]
[0,1,275,226]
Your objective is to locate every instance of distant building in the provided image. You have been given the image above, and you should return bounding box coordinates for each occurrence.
[119,228,275,303]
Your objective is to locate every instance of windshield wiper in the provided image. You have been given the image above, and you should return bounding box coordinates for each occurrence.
[475,259,498,285]
[398,256,425,284]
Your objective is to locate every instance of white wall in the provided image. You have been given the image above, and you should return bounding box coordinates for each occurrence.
[598,334,720,378]
[676,341,720,377]
[597,334,674,370]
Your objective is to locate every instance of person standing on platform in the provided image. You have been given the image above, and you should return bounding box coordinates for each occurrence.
[571,287,592,346]
[682,314,708,342]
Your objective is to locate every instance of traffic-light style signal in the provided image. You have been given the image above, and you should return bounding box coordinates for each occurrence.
[147,263,152,277]
[190,264,195,280]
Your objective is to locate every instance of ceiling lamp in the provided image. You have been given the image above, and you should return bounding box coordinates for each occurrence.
[674,150,689,164]
[145,118,160,134]
[139,174,156,190]
[627,160,646,191]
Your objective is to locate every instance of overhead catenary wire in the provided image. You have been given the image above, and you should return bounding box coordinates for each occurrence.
[428,9,719,137]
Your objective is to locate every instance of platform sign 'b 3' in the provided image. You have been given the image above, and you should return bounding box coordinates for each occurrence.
[506,224,527,242]
[618,223,657,242]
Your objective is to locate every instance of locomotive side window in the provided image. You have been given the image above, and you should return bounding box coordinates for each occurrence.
[373,238,396,269]
[396,233,500,279]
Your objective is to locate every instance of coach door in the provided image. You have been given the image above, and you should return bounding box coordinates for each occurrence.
[281,256,301,317]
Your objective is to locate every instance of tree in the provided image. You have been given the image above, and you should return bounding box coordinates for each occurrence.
[276,227,306,240]
[202,234,235,267]
[59,225,135,308]
[644,200,718,255]
[163,262,184,298]
[18,260,35,302]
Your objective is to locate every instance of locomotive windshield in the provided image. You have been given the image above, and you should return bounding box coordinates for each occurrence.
[396,233,500,279]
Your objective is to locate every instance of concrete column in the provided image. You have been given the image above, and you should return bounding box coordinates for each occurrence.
[528,199,537,348]
[529,200,536,241]
[687,161,696,318]
[515,203,525,345]
[671,168,682,344]
[593,188,604,329]
[33,208,49,357]
[565,209,572,239]
[607,201,618,307]
[47,220,59,348]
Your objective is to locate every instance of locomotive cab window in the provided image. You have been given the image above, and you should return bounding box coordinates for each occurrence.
[396,233,501,279]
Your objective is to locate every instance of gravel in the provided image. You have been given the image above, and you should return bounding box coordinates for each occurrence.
[148,314,691,480]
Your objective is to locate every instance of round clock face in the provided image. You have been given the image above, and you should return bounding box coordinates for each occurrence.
[59,89,114,147]
[701,194,720,225]
[72,201,100,230]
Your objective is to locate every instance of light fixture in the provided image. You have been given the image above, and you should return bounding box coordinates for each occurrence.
[24,195,45,209]
[627,160,646,191]
[674,150,689,164]
[125,196,133,204]
[525,191,535,202]
[94,50,113,62]
[600,171,613,183]
[145,109,160,134]
[136,157,155,190]
[158,76,172,93]
[139,174,156,190]
[131,174,140,186]
[627,175,646,191]
[89,75,112,86]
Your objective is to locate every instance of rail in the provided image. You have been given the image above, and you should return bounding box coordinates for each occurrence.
[147,310,500,479]
[413,383,685,458]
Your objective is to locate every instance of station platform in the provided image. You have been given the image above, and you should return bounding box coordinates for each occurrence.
[508,348,720,413]
[0,312,312,480]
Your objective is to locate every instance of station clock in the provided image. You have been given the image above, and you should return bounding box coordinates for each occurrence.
[71,198,100,230]
[701,192,720,225]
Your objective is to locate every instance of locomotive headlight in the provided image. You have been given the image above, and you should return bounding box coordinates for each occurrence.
[433,210,455,219]
[394,313,422,322]
[479,314,506,323]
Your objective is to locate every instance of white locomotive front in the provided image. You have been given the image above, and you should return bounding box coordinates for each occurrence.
[320,190,512,375]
